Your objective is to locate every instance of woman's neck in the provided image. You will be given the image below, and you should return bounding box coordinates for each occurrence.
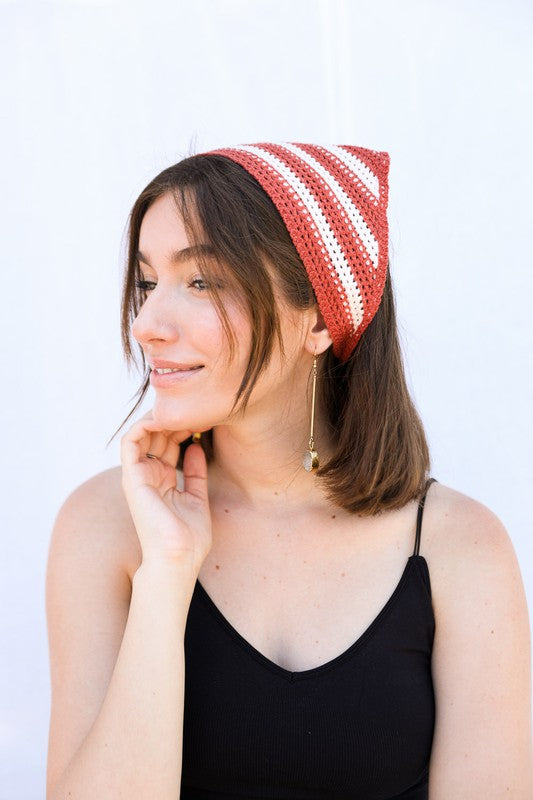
[207,410,334,515]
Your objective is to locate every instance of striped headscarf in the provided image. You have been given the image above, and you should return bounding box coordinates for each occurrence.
[199,141,390,362]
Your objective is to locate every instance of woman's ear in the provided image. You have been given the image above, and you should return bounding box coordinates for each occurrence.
[304,305,333,356]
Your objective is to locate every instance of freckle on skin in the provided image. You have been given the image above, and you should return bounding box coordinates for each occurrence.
[215,565,220,570]
[341,572,345,577]
[224,509,229,513]
[331,514,336,519]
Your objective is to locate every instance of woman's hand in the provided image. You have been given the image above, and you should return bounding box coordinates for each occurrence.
[120,410,212,574]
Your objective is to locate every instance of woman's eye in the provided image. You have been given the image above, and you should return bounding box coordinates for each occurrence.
[134,277,219,293]
[135,279,156,292]
[189,277,210,291]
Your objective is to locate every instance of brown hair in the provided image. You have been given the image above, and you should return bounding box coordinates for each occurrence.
[109,153,430,515]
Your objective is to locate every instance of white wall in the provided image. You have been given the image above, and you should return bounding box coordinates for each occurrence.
[1,0,532,796]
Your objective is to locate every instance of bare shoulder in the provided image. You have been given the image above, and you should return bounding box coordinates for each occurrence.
[421,480,521,585]
[421,479,527,632]
[51,465,142,580]
[420,481,533,797]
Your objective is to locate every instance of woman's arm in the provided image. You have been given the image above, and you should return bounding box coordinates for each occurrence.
[46,470,197,800]
[47,412,211,799]
[427,489,533,798]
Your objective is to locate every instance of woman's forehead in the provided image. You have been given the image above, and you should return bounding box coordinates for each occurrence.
[139,193,190,249]
[138,195,217,269]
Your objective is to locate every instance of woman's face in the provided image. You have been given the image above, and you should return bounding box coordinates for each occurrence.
[131,192,309,433]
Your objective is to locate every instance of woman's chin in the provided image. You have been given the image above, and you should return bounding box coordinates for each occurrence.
[150,401,212,433]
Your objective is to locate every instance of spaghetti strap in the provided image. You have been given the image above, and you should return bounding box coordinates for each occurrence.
[413,478,437,556]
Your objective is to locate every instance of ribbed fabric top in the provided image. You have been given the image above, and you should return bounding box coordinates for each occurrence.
[180,481,436,799]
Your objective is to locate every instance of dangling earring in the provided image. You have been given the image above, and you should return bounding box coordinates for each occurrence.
[192,432,202,443]
[302,351,319,472]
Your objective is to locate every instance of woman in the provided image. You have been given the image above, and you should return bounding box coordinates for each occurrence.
[45,142,532,799]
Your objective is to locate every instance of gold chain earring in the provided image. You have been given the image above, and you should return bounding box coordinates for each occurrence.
[302,351,319,472]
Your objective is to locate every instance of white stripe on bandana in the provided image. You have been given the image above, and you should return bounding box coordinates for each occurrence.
[227,144,365,335]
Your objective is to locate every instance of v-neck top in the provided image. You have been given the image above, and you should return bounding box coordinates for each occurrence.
[180,480,436,799]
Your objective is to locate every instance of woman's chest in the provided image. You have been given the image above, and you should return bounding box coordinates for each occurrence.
[183,541,435,799]
[196,507,418,673]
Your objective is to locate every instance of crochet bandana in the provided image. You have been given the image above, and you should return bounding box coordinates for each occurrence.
[199,142,390,362]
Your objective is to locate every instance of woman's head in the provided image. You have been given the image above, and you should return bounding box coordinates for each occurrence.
[114,144,430,514]
[129,187,331,437]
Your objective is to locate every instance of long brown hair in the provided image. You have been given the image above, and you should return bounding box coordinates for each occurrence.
[109,153,430,515]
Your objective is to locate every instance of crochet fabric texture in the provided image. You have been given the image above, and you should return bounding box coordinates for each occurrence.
[201,142,390,362]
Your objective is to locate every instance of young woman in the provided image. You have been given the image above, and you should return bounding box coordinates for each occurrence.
[45,142,532,799]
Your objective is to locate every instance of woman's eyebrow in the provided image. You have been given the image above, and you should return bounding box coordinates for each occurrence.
[136,244,216,267]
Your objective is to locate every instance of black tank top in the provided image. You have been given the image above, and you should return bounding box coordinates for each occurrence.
[181,479,437,799]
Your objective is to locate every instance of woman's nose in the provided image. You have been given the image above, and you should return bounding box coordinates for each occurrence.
[131,293,180,346]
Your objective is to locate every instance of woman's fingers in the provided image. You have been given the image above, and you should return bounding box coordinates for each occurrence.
[182,443,209,503]
[160,433,183,470]
[143,430,171,459]
[121,416,192,463]
[118,415,213,567]
[121,416,161,455]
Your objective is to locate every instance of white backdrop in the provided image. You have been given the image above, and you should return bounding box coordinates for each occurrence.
[1,0,532,797]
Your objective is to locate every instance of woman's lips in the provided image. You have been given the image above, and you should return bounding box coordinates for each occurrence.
[149,365,204,387]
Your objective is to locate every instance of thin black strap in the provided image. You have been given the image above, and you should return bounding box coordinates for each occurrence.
[413,478,437,556]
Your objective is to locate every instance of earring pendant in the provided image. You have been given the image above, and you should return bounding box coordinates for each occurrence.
[302,353,319,472]
[303,448,319,472]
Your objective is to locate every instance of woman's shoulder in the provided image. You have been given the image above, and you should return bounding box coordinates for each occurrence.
[422,480,524,623]
[52,465,143,581]
[419,482,532,795]
[422,479,515,566]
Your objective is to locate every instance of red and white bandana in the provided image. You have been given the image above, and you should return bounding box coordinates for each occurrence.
[200,142,390,362]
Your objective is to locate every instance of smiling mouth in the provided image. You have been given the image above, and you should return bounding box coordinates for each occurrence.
[149,366,205,385]
[152,366,204,374]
